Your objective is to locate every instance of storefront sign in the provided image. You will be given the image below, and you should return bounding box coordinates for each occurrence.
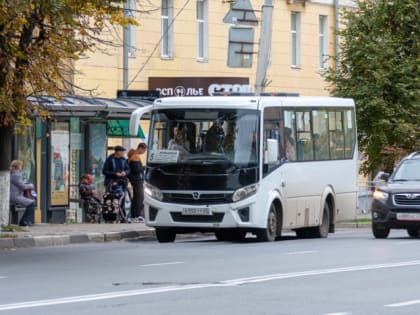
[107,120,145,138]
[149,77,251,97]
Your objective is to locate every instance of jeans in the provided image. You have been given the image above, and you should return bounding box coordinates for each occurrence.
[130,181,144,218]
[20,202,35,225]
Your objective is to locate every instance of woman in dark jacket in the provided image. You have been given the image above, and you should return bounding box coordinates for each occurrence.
[9,160,35,226]
[127,142,147,222]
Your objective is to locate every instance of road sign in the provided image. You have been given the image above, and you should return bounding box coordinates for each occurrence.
[227,26,254,68]
[223,0,258,26]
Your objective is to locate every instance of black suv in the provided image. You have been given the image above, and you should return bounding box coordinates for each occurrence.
[372,152,420,238]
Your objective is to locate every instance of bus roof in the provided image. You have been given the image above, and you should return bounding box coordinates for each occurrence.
[153,96,355,110]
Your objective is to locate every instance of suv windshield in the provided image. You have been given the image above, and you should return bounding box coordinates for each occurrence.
[147,108,259,168]
[392,159,420,181]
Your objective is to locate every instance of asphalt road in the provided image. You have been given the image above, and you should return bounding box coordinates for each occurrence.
[1,228,420,315]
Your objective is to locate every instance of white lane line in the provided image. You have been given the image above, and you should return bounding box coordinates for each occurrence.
[285,250,318,255]
[323,312,352,315]
[0,277,6,280]
[385,299,420,308]
[1,260,420,311]
[140,261,184,267]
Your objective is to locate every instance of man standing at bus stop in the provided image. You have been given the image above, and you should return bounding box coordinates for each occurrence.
[102,146,130,219]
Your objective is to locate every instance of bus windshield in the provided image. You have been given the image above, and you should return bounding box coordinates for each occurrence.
[147,109,259,168]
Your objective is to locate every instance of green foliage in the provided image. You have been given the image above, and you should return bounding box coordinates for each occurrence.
[0,0,131,127]
[325,0,420,175]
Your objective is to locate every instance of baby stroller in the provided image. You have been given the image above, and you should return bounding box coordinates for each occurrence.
[79,174,102,223]
[102,179,127,223]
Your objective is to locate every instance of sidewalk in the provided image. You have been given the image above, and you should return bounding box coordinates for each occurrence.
[0,223,155,250]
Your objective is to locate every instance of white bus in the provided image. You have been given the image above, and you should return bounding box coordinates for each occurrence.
[129,96,358,242]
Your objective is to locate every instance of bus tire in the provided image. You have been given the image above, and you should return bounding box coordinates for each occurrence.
[316,202,330,238]
[256,203,279,242]
[155,228,176,243]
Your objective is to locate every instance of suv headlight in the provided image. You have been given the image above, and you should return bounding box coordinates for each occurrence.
[144,183,163,201]
[373,189,389,201]
[233,183,259,202]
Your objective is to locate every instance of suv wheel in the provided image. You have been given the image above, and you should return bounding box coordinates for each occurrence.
[372,224,390,239]
[407,229,419,238]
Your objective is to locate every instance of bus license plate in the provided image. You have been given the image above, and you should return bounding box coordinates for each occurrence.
[397,213,420,221]
[182,207,212,216]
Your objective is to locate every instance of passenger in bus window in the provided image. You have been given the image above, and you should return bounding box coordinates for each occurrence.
[284,127,296,161]
[204,120,225,152]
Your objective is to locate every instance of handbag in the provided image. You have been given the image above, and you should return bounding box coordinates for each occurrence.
[24,188,32,199]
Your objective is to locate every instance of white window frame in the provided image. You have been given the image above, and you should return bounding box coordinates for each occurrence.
[291,11,301,68]
[196,0,208,61]
[161,0,174,58]
[319,15,328,69]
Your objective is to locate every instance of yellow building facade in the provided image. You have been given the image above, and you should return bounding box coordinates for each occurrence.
[74,0,355,98]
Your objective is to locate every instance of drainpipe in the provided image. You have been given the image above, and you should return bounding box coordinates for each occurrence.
[334,0,340,75]
[123,1,129,90]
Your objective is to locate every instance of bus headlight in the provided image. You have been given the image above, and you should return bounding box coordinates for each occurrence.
[232,183,259,202]
[373,189,389,201]
[144,183,163,201]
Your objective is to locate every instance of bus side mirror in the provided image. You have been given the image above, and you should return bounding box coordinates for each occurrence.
[265,139,278,164]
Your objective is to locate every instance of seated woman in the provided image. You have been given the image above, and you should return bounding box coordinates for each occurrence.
[9,160,35,226]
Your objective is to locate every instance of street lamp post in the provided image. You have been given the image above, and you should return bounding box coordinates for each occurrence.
[254,0,273,95]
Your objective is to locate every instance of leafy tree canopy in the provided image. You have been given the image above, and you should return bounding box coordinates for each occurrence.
[326,0,420,175]
[0,0,135,128]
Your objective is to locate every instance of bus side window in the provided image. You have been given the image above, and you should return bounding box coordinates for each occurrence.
[263,107,283,176]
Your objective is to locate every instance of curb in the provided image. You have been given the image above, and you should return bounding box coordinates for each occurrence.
[0,229,155,250]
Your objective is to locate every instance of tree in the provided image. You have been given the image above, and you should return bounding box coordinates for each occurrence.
[326,0,420,175]
[0,0,135,226]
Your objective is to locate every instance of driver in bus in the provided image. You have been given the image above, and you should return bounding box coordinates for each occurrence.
[167,123,190,157]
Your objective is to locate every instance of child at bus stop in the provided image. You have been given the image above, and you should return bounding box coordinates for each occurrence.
[79,173,100,222]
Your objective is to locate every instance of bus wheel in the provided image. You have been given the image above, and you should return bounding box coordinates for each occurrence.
[256,203,278,242]
[316,202,330,238]
[155,228,176,243]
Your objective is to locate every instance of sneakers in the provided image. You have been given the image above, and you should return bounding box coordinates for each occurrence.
[131,216,144,223]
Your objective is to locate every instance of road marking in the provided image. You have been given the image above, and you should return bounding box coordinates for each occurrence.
[0,277,6,280]
[385,299,420,308]
[285,250,318,255]
[323,313,352,315]
[140,261,184,267]
[1,260,420,311]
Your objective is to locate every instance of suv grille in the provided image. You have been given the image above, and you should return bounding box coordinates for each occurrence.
[394,194,420,206]
[163,192,233,205]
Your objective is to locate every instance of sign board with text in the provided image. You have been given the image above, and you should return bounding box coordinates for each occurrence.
[149,77,251,97]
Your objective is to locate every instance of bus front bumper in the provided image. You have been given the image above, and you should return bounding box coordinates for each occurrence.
[143,196,260,230]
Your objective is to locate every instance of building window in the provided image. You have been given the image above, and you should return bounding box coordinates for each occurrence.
[127,0,136,58]
[197,0,208,61]
[161,0,174,58]
[291,11,301,68]
[319,15,328,69]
